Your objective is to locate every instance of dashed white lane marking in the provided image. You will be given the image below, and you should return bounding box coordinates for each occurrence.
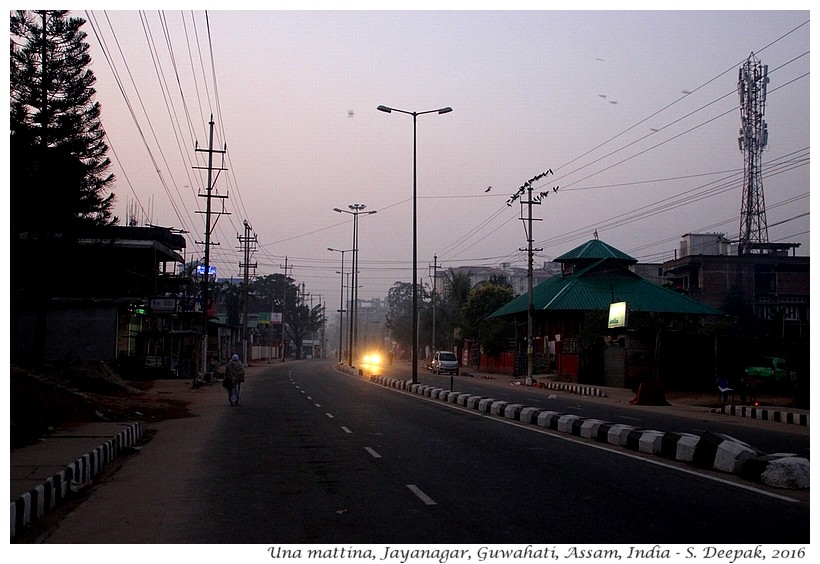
[406,484,437,505]
[326,413,335,419]
[341,426,353,434]
[315,403,322,408]
[364,447,382,458]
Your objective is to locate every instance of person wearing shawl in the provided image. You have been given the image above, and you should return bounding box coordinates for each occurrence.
[224,353,246,406]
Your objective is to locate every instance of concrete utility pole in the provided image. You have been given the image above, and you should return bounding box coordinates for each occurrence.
[280,257,292,361]
[429,255,442,353]
[508,170,555,386]
[194,115,227,385]
[238,220,257,364]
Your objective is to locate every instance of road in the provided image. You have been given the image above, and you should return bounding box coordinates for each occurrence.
[407,369,810,460]
[24,360,809,546]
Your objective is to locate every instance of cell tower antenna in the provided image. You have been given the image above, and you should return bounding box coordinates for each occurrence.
[737,52,770,255]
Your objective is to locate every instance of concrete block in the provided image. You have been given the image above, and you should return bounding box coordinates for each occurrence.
[536,411,562,429]
[490,401,509,416]
[579,419,607,439]
[714,439,757,473]
[638,431,665,454]
[557,414,581,433]
[504,404,524,420]
[673,433,700,462]
[519,407,541,424]
[478,398,496,413]
[606,424,636,446]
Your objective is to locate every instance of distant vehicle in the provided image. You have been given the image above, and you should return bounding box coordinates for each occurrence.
[360,351,383,375]
[744,357,796,384]
[428,350,459,375]
[362,351,382,366]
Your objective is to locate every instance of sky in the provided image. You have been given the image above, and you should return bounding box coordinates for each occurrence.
[60,5,811,314]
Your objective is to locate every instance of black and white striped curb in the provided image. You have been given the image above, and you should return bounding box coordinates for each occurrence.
[10,422,143,541]
[538,380,608,397]
[710,404,809,427]
[369,376,809,490]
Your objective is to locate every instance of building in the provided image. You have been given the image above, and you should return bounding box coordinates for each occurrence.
[10,225,216,378]
[487,238,724,389]
[662,233,808,340]
[433,262,559,297]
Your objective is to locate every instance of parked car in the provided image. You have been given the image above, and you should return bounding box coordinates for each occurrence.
[428,350,459,375]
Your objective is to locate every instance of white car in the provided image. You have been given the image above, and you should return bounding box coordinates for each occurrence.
[428,350,459,375]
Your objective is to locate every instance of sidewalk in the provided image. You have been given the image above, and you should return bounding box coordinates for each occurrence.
[10,421,144,540]
[9,374,231,541]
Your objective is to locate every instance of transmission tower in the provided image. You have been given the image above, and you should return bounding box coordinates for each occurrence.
[737,52,770,255]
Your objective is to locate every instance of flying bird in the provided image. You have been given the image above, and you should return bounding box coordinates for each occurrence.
[485,186,492,192]
[553,185,559,193]
[348,110,355,117]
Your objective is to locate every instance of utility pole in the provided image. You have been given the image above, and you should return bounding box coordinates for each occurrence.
[508,170,555,386]
[238,220,257,365]
[429,255,442,353]
[194,115,227,385]
[280,257,292,361]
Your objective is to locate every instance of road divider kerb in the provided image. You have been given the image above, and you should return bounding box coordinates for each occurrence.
[367,374,809,490]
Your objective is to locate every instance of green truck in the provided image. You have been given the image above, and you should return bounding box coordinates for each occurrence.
[744,357,796,384]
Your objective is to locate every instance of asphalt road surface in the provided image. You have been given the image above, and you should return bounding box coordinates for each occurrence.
[23,360,809,546]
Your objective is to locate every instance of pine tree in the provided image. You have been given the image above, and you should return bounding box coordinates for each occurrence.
[10,10,116,235]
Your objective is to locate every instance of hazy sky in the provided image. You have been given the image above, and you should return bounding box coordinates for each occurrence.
[71,6,810,312]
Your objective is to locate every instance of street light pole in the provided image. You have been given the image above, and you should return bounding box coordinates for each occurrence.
[334,204,376,367]
[328,247,352,364]
[377,104,452,384]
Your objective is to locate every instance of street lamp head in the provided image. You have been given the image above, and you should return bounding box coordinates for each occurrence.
[438,107,453,114]
[349,203,366,212]
[377,105,392,113]
[333,208,343,213]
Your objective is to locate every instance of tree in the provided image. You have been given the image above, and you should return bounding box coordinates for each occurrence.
[441,268,472,345]
[461,282,516,356]
[385,281,429,356]
[214,280,242,326]
[10,10,116,235]
[248,274,324,359]
[288,302,325,360]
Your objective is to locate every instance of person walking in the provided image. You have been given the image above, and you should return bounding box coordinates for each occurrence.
[224,353,246,406]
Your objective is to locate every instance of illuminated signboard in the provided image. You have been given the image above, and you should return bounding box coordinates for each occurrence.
[608,301,628,329]
[196,265,217,277]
